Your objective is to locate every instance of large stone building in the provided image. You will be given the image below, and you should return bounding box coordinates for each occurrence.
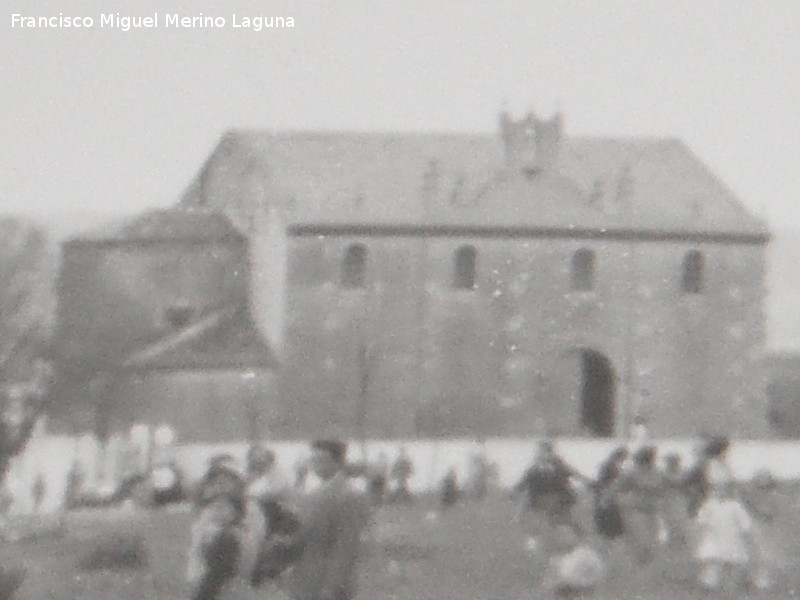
[57,110,770,441]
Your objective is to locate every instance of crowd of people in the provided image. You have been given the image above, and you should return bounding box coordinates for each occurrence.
[183,440,504,600]
[513,430,787,595]
[23,422,792,599]
[187,439,376,600]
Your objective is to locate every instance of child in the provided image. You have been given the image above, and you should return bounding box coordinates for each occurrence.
[693,481,756,592]
[542,525,605,598]
[187,494,243,600]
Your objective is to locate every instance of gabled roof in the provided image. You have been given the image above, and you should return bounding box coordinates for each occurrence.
[180,128,768,240]
[55,301,277,374]
[67,208,243,244]
[123,304,278,371]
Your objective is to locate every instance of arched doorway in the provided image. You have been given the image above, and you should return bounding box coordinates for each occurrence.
[579,350,615,437]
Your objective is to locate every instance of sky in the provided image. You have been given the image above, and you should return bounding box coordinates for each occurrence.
[2,0,799,228]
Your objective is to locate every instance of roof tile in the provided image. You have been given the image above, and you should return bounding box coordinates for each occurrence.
[181,129,766,238]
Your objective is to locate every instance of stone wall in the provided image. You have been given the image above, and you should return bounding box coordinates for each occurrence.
[57,239,248,370]
[274,233,768,439]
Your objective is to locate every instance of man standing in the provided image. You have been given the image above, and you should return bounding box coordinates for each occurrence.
[287,439,370,600]
[514,439,584,560]
[515,439,580,526]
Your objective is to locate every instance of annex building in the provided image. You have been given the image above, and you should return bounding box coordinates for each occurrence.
[55,111,770,441]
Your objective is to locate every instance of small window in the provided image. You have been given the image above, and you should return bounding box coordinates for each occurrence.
[571,248,595,291]
[454,246,477,289]
[682,250,704,294]
[341,243,367,288]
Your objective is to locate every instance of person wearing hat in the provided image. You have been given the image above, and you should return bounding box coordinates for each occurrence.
[285,439,370,600]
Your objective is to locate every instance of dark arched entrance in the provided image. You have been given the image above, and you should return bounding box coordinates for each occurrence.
[579,350,615,437]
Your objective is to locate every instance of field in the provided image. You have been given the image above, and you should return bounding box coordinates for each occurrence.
[4,492,800,600]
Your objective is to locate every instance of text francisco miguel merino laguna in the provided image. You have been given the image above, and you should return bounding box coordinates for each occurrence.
[10,13,295,31]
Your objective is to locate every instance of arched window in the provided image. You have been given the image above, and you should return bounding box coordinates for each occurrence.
[682,250,704,294]
[453,246,477,290]
[571,248,595,291]
[341,243,367,288]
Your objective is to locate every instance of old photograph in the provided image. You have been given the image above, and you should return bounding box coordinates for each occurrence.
[2,1,799,598]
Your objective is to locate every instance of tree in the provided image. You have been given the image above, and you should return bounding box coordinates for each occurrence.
[0,360,51,481]
[0,218,54,481]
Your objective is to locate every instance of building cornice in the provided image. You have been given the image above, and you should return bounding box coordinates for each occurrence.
[288,224,770,245]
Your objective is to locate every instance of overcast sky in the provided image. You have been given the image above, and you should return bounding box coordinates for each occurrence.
[2,0,799,228]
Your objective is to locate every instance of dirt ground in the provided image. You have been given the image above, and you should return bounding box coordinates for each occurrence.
[4,491,800,599]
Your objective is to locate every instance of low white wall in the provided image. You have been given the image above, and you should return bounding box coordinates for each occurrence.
[7,436,800,514]
[5,435,77,515]
[174,437,800,492]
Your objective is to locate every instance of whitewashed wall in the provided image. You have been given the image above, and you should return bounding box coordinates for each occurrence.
[6,436,800,514]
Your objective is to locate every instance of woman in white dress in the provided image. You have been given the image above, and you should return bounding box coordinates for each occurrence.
[693,481,756,591]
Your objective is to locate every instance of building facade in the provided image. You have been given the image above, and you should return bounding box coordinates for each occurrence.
[763,352,800,437]
[58,110,770,441]
[176,110,770,439]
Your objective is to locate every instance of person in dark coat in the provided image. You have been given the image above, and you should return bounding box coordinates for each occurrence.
[593,447,627,540]
[185,454,247,599]
[366,453,389,506]
[194,454,246,512]
[440,468,460,511]
[516,440,581,525]
[388,448,414,504]
[515,439,584,559]
[186,491,244,600]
